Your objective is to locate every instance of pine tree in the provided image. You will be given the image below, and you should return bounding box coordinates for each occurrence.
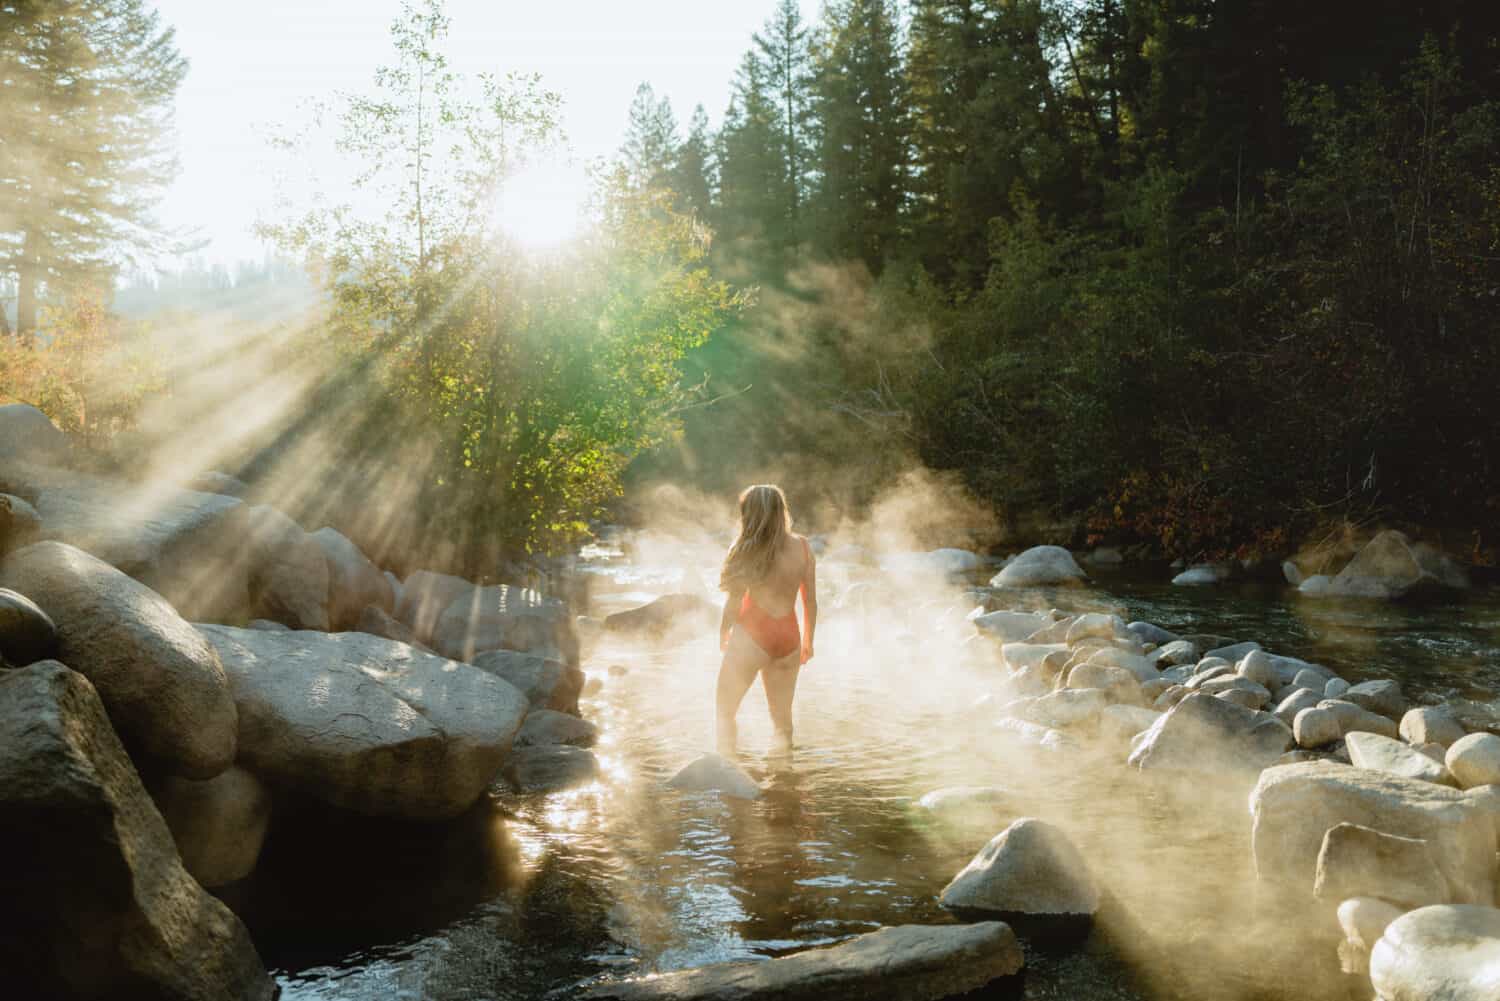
[668,104,714,218]
[715,50,786,262]
[0,0,187,341]
[753,0,816,254]
[619,81,680,190]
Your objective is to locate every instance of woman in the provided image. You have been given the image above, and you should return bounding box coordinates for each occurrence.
[715,484,817,756]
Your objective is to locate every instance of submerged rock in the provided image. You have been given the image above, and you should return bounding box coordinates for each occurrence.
[915,786,1020,821]
[514,708,599,748]
[0,541,237,778]
[1370,905,1500,1001]
[667,753,762,800]
[0,662,274,1001]
[503,744,599,793]
[199,625,527,820]
[940,817,1100,918]
[580,923,1023,1001]
[990,545,1086,588]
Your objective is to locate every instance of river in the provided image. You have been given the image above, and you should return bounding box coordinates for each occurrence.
[240,546,1500,1001]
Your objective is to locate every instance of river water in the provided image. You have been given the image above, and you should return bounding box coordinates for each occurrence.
[242,548,1500,1001]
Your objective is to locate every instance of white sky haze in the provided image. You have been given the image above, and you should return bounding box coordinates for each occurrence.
[150,0,819,266]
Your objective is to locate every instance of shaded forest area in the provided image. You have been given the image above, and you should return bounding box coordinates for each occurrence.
[625,0,1500,563]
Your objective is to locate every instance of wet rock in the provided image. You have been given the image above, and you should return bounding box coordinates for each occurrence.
[149,766,272,888]
[1315,822,1449,910]
[503,744,599,793]
[990,545,1086,588]
[0,586,56,665]
[940,817,1099,918]
[313,526,395,631]
[1445,733,1500,790]
[580,922,1024,1001]
[667,753,761,800]
[973,609,1048,643]
[0,541,236,778]
[432,583,578,665]
[1295,707,1344,749]
[1338,897,1405,974]
[1128,692,1292,775]
[1172,565,1226,586]
[199,625,526,819]
[915,786,1019,822]
[1401,707,1466,749]
[604,592,718,642]
[354,603,430,650]
[0,492,42,556]
[1346,731,1455,786]
[1127,621,1179,646]
[395,568,475,644]
[1282,560,1304,586]
[1250,761,1497,905]
[514,708,599,748]
[1347,680,1409,721]
[472,649,583,714]
[0,662,274,1001]
[1322,698,1401,740]
[1369,905,1500,1001]
[242,505,329,631]
[1327,530,1469,601]
[1023,687,1107,728]
[1274,688,1324,727]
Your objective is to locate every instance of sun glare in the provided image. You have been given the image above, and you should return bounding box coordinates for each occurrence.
[493,158,589,251]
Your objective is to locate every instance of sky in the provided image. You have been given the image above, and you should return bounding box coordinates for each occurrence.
[150,0,819,268]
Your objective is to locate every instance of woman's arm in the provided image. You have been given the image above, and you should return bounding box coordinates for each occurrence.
[800,543,817,664]
[720,584,744,651]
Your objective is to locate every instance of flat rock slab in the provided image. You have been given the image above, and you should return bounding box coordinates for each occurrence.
[1370,905,1500,1001]
[0,541,237,778]
[580,923,1023,1001]
[0,662,274,1001]
[668,753,762,800]
[199,625,528,820]
[940,817,1100,918]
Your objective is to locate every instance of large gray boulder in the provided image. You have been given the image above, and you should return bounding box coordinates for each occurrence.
[1347,679,1409,721]
[1314,822,1450,910]
[0,403,68,463]
[0,542,236,778]
[1327,530,1469,601]
[603,592,717,641]
[0,662,274,1001]
[1127,692,1292,775]
[1370,905,1500,1001]
[199,625,527,820]
[148,766,272,888]
[471,649,583,714]
[990,546,1086,588]
[502,744,599,793]
[0,586,56,665]
[1401,707,1466,749]
[939,817,1099,918]
[1446,733,1500,790]
[579,923,1024,1001]
[432,583,579,665]
[240,505,329,631]
[396,569,474,644]
[312,526,394,632]
[354,603,431,650]
[1249,761,1498,905]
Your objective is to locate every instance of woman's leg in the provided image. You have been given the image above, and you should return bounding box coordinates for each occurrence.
[761,653,802,751]
[716,627,765,756]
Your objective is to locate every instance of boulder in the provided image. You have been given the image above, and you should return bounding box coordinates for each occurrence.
[241,505,329,631]
[1299,574,1333,595]
[1327,530,1469,601]
[148,766,272,888]
[1322,699,1401,740]
[1172,565,1225,586]
[1274,688,1324,727]
[939,817,1100,917]
[1001,641,1067,675]
[1249,761,1498,905]
[0,662,274,1001]
[432,584,578,665]
[312,526,395,631]
[1065,612,1120,645]
[199,625,527,819]
[1127,621,1179,646]
[184,471,249,497]
[1314,822,1449,910]
[1199,675,1272,708]
[1294,707,1344,749]
[1022,688,1107,729]
[0,586,56,665]
[1445,733,1500,790]
[1100,704,1160,745]
[667,753,761,800]
[0,403,69,463]
[1150,639,1200,667]
[990,546,1086,588]
[973,609,1048,643]
[354,603,430,650]
[514,709,599,748]
[471,649,583,714]
[579,923,1024,1001]
[1085,646,1157,682]
[1325,676,1351,698]
[1347,680,1409,721]
[0,542,236,777]
[1024,617,1074,644]
[915,786,1019,822]
[1065,662,1140,704]
[396,569,475,644]
[1152,684,1190,712]
[1205,641,1261,662]
[1401,708,1467,749]
[1292,668,1327,691]
[1369,905,1500,1001]
[1128,692,1292,775]
[603,592,717,641]
[1338,897,1406,974]
[0,492,43,555]
[502,744,599,793]
[1346,731,1455,786]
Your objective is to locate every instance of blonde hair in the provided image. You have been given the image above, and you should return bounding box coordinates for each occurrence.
[719,484,792,591]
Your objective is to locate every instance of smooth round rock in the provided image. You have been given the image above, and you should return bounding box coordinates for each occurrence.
[1370,905,1500,1001]
[1446,733,1500,790]
[0,587,57,666]
[1295,707,1343,749]
[1401,707,1466,749]
[940,817,1099,917]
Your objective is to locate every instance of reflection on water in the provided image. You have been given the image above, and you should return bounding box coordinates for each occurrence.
[258,552,1495,1000]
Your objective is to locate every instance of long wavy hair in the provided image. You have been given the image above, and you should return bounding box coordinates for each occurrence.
[719,484,792,591]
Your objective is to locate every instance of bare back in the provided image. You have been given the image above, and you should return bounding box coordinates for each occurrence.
[743,533,809,616]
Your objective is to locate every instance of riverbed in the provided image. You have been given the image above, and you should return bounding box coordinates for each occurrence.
[246,550,1500,1001]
